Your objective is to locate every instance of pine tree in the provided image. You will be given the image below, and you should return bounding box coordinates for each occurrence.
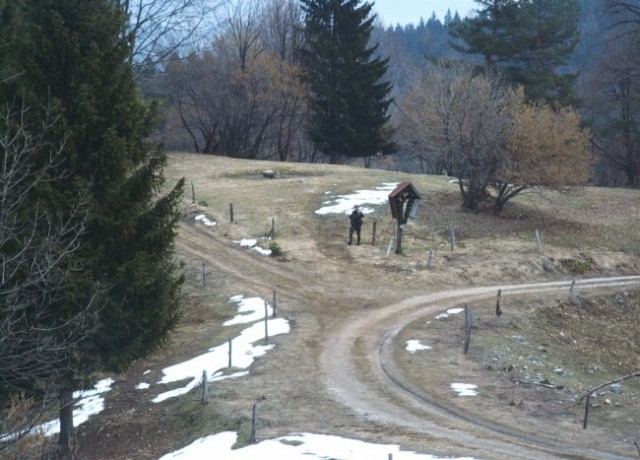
[451,0,581,106]
[450,0,521,67]
[299,0,394,164]
[0,0,184,449]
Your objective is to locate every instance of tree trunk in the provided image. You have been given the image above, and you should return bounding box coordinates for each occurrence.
[59,388,74,453]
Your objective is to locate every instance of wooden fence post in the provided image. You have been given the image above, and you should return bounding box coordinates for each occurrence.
[202,370,208,403]
[569,278,577,302]
[229,203,234,223]
[496,289,502,316]
[228,339,232,368]
[371,219,377,246]
[450,226,456,251]
[265,218,275,239]
[191,181,196,204]
[264,300,269,341]
[272,290,277,317]
[386,238,393,257]
[463,304,472,355]
[250,403,258,443]
[202,262,206,287]
[427,250,434,269]
[583,393,591,429]
[535,229,541,254]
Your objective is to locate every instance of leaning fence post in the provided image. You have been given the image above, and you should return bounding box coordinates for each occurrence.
[583,393,591,429]
[535,229,541,254]
[191,181,196,204]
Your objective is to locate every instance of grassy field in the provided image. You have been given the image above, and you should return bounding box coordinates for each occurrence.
[71,152,640,460]
[164,152,640,285]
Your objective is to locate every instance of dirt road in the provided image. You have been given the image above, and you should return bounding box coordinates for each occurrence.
[322,278,640,460]
[177,221,640,460]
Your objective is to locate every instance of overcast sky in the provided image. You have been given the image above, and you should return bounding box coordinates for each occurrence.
[372,0,477,27]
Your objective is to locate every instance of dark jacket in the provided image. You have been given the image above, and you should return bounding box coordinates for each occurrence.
[349,209,364,229]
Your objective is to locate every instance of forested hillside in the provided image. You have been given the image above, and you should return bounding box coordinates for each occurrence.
[141,0,638,189]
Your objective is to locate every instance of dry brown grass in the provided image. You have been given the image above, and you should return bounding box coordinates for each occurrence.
[72,152,640,459]
[396,289,640,451]
[165,153,639,275]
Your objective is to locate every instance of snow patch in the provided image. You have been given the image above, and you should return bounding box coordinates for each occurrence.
[194,214,216,226]
[406,340,432,353]
[451,383,478,396]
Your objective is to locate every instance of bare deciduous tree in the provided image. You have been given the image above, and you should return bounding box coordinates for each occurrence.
[399,60,592,212]
[400,61,517,210]
[220,0,265,70]
[261,0,303,62]
[605,0,640,38]
[0,104,98,452]
[585,2,640,186]
[493,101,591,211]
[162,0,307,161]
[260,0,307,161]
[117,0,221,72]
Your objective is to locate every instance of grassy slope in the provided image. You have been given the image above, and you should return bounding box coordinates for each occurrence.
[73,152,639,459]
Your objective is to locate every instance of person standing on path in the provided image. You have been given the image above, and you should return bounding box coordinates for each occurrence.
[348,205,364,245]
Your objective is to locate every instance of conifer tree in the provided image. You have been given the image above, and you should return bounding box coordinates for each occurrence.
[299,0,394,164]
[451,0,581,106]
[0,0,184,450]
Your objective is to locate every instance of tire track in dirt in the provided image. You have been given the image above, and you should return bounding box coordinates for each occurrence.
[177,222,314,302]
[322,277,640,460]
[177,220,388,307]
[178,220,640,459]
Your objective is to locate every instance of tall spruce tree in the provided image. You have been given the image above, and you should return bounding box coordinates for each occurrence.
[299,0,394,164]
[0,0,184,450]
[451,0,581,106]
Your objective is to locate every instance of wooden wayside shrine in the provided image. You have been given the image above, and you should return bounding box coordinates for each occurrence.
[388,181,421,254]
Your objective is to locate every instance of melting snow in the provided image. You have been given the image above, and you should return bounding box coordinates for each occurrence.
[5,264,485,460]
[451,383,478,396]
[406,340,432,353]
[195,214,216,226]
[315,182,398,215]
[23,378,114,437]
[233,238,272,256]
[158,431,480,460]
[150,296,288,403]
[435,307,465,319]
